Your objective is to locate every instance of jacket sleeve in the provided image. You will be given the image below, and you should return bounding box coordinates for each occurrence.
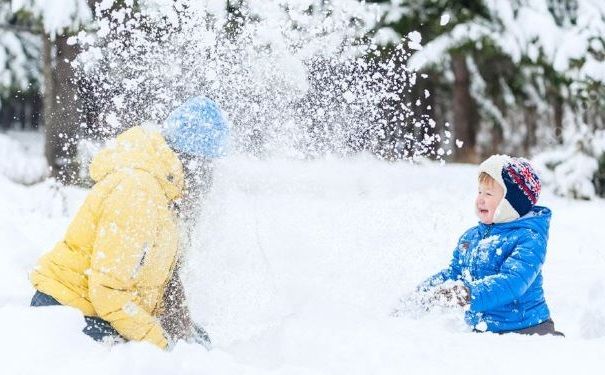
[467,229,546,312]
[89,181,169,349]
[417,232,467,291]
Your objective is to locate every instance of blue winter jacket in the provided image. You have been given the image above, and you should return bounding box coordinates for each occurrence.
[423,206,552,332]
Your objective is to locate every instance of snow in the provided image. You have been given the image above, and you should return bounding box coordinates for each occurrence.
[0,131,47,184]
[440,13,450,26]
[533,129,605,200]
[406,31,422,51]
[11,0,92,37]
[408,22,491,70]
[581,281,605,339]
[408,0,605,83]
[1,133,604,374]
[552,152,598,199]
[78,1,434,161]
[0,21,40,91]
[372,27,400,46]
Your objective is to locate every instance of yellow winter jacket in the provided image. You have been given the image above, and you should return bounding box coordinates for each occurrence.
[31,126,184,349]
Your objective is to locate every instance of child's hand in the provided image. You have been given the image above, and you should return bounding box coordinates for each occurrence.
[393,280,470,317]
[189,323,212,350]
[434,283,470,307]
[419,280,469,308]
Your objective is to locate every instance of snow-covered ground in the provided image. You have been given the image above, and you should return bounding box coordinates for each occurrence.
[1,132,604,374]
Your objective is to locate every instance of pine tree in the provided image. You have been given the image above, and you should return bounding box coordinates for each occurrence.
[6,0,94,183]
[369,0,605,162]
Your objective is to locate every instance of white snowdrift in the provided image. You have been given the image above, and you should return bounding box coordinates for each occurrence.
[0,144,604,374]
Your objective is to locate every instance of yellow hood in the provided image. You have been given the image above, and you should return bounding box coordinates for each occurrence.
[89,126,184,201]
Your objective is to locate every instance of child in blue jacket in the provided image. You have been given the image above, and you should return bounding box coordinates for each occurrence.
[418,155,563,336]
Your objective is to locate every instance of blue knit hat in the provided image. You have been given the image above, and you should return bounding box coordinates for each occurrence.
[501,158,541,216]
[163,96,229,158]
[479,155,541,223]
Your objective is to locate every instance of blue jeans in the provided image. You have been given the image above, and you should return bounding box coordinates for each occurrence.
[31,290,124,343]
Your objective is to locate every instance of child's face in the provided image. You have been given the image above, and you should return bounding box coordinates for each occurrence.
[475,180,505,224]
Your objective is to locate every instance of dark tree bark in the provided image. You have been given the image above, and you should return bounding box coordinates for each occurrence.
[524,105,537,155]
[0,97,14,130]
[450,53,479,164]
[490,124,504,157]
[43,34,82,184]
[553,93,563,144]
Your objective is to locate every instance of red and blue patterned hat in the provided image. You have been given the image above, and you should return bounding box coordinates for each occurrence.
[501,158,541,217]
[479,155,541,222]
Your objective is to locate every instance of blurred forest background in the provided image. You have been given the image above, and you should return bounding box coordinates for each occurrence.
[0,0,604,198]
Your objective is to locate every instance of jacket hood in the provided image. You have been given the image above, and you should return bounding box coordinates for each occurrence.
[89,126,184,201]
[479,206,551,241]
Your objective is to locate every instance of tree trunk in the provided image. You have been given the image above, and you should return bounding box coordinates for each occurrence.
[43,34,81,184]
[0,97,14,130]
[490,124,504,156]
[450,53,479,164]
[42,35,56,166]
[523,105,537,156]
[553,93,563,144]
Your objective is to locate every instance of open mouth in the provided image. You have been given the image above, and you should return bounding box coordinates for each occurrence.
[479,209,489,214]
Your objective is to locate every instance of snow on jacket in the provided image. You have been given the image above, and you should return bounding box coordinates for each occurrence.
[423,206,552,332]
[30,126,184,348]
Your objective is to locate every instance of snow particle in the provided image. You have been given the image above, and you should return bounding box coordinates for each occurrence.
[105,112,121,129]
[440,14,451,26]
[407,31,422,50]
[343,90,356,103]
[475,321,488,332]
[122,302,138,316]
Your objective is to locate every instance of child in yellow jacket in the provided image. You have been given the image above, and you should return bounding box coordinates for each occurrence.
[30,96,228,349]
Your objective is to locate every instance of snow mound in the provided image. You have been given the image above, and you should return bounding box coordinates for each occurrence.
[2,153,605,374]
